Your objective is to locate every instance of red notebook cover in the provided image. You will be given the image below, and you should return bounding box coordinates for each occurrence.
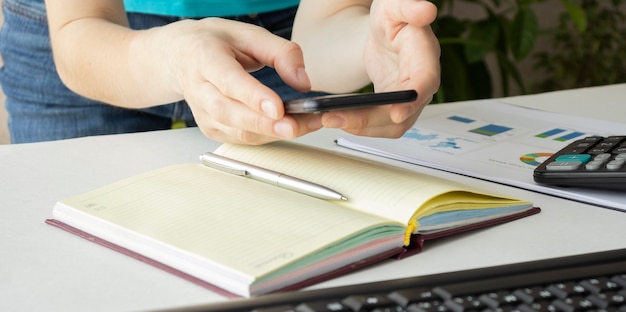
[45,206,540,298]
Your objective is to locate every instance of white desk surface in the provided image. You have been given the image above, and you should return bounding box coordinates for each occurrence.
[2,84,625,311]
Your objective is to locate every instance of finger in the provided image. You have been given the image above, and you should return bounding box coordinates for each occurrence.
[185,78,289,142]
[329,104,422,138]
[200,112,321,145]
[197,42,285,121]
[385,0,437,27]
[225,21,312,93]
[291,113,324,136]
[403,0,438,26]
[190,77,324,143]
[321,92,431,133]
[197,22,311,121]
[371,21,439,123]
[320,104,395,131]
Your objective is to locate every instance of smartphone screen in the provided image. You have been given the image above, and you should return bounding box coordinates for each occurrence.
[284,90,418,114]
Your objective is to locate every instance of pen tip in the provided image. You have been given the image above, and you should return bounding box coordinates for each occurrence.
[340,196,348,201]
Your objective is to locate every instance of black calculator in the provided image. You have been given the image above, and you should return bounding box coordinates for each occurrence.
[533,136,626,190]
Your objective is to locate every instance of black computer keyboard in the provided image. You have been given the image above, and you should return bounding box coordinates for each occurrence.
[167,248,626,312]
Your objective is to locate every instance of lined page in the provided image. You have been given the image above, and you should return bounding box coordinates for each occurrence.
[215,142,529,223]
[54,164,401,281]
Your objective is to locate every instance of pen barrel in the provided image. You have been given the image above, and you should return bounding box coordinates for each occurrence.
[275,175,345,201]
[200,152,346,201]
[246,168,343,201]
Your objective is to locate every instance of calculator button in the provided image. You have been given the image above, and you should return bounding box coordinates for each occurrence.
[616,154,626,161]
[562,147,589,154]
[594,153,612,161]
[615,147,626,154]
[546,161,583,171]
[585,160,605,170]
[598,142,617,148]
[581,136,603,142]
[606,160,625,170]
[555,154,591,163]
[588,148,611,154]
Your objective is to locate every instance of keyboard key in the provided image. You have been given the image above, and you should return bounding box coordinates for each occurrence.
[406,299,448,312]
[389,289,438,307]
[515,287,557,302]
[479,291,521,309]
[342,294,397,311]
[611,274,626,288]
[553,296,596,311]
[444,295,486,311]
[296,299,351,311]
[580,277,620,294]
[547,282,589,299]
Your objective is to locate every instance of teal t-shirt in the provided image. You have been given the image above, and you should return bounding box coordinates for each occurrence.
[123,0,300,17]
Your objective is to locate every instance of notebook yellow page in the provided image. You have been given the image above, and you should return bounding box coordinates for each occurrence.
[214,141,533,228]
[52,162,406,297]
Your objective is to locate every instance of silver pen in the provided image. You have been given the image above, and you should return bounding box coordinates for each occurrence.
[199,152,348,201]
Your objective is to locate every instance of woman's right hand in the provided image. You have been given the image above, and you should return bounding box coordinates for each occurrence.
[148,18,324,144]
[46,0,323,144]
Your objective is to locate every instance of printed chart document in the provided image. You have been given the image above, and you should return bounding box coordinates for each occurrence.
[47,141,538,298]
[337,101,626,211]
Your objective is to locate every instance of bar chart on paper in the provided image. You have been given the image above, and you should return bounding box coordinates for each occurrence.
[337,100,626,211]
[397,112,593,170]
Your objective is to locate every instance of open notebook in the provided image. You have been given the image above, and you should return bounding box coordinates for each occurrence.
[47,141,539,297]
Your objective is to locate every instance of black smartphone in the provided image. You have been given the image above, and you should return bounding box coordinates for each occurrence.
[284,90,418,114]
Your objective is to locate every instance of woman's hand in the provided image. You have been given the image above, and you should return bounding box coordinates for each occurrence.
[151,18,323,144]
[321,0,440,138]
[293,0,441,139]
[46,0,323,145]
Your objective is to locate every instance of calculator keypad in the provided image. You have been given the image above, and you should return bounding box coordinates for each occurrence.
[545,136,626,172]
[533,136,626,189]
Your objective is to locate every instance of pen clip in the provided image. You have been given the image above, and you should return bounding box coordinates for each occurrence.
[201,159,247,177]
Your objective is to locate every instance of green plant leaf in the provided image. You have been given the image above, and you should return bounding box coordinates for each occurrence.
[497,51,527,95]
[438,46,470,102]
[560,0,587,32]
[509,7,538,61]
[437,42,493,102]
[464,18,501,63]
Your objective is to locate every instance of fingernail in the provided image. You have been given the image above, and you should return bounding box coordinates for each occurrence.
[261,100,279,120]
[274,120,295,138]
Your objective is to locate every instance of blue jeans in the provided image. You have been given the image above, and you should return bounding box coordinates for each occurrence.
[0,0,321,143]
